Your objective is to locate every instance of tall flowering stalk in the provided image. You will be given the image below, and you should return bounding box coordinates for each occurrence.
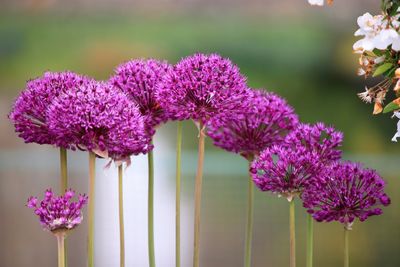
[302,162,391,267]
[111,59,172,267]
[251,145,321,267]
[48,80,149,267]
[9,71,93,263]
[8,71,92,191]
[157,53,249,267]
[27,189,88,267]
[284,122,343,267]
[207,89,298,267]
[175,121,183,267]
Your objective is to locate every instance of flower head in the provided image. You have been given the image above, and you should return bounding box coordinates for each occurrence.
[284,122,343,164]
[207,89,299,160]
[250,145,321,201]
[110,59,173,134]
[47,80,151,160]
[302,161,390,228]
[27,189,88,233]
[308,0,333,6]
[353,12,400,52]
[156,53,249,124]
[9,71,93,146]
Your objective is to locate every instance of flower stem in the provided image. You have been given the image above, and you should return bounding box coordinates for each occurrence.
[59,148,68,266]
[88,152,96,267]
[344,228,349,267]
[289,199,296,267]
[59,148,68,193]
[244,166,254,267]
[56,232,66,267]
[193,122,205,267]
[118,165,125,267]
[148,148,156,267]
[306,214,313,267]
[175,121,182,267]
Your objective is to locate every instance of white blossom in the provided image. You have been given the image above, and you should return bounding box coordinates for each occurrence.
[353,13,400,52]
[308,0,324,6]
[391,111,400,142]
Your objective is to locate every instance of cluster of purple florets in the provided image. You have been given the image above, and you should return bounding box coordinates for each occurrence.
[10,52,391,227]
[156,53,249,124]
[207,89,299,160]
[302,162,390,227]
[27,189,88,232]
[250,121,391,226]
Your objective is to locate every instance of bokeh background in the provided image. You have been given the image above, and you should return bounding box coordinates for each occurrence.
[0,0,399,266]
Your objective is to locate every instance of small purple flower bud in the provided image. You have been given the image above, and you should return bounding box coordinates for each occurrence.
[27,188,88,233]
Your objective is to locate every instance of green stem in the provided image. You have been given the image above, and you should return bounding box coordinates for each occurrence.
[344,228,349,267]
[60,148,68,193]
[118,165,125,267]
[244,167,254,267]
[306,214,314,267]
[193,122,205,267]
[59,148,68,267]
[175,122,182,267]
[56,232,66,267]
[148,149,156,267]
[289,199,296,267]
[88,152,96,267]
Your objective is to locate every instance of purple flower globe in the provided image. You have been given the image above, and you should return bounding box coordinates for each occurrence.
[27,189,88,233]
[156,53,249,124]
[9,71,93,146]
[110,59,173,133]
[250,145,321,201]
[285,122,343,163]
[207,89,299,160]
[47,80,151,160]
[302,161,391,228]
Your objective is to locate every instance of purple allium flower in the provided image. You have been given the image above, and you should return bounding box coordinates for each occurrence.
[302,161,390,227]
[250,145,321,201]
[207,89,299,160]
[8,71,93,146]
[27,189,88,232]
[47,80,151,160]
[110,59,173,133]
[285,122,344,163]
[156,53,249,124]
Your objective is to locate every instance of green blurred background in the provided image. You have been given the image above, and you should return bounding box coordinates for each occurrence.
[0,0,399,266]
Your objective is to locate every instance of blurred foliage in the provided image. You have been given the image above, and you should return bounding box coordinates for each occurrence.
[1,12,398,154]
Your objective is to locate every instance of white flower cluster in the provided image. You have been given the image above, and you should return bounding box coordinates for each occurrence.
[308,0,333,6]
[308,0,324,6]
[353,13,400,52]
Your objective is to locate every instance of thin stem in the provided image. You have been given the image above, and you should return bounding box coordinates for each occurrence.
[59,148,68,267]
[148,149,156,267]
[289,199,296,267]
[193,122,205,267]
[175,121,183,267]
[306,214,314,267]
[56,233,66,267]
[60,148,68,193]
[344,228,349,267]
[244,166,254,267]
[88,152,96,267]
[119,165,125,267]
